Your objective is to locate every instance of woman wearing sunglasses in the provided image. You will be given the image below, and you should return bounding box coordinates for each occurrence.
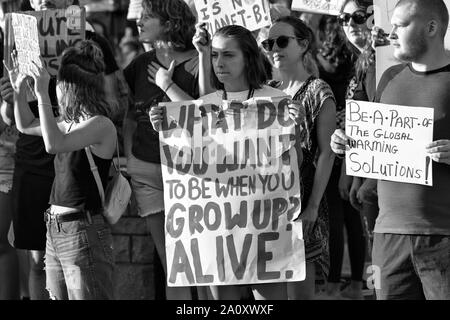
[325,0,377,300]
[263,16,336,300]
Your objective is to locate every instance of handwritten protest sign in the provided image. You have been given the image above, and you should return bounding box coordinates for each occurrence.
[291,0,342,15]
[127,0,142,20]
[345,100,434,186]
[11,14,41,77]
[159,96,305,286]
[194,0,271,35]
[5,6,86,77]
[373,0,450,85]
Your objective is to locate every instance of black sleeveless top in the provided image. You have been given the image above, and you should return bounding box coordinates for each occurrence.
[49,149,112,211]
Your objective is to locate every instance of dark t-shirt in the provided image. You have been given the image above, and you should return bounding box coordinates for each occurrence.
[124,50,199,163]
[346,63,376,102]
[14,31,119,176]
[374,63,450,235]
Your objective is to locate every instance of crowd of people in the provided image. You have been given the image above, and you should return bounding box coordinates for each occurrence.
[0,0,449,300]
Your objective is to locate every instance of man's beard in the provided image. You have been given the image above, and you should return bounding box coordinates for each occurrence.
[395,30,428,62]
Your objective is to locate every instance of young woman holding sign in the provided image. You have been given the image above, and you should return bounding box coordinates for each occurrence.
[149,24,307,300]
[6,41,116,300]
[263,16,337,299]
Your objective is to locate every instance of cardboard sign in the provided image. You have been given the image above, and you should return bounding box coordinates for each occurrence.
[291,0,342,16]
[127,0,142,20]
[345,100,434,186]
[373,0,450,85]
[5,6,86,77]
[11,13,41,77]
[159,96,305,287]
[194,0,271,35]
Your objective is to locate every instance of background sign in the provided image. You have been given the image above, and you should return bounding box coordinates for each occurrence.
[194,0,271,35]
[291,0,342,15]
[5,6,86,77]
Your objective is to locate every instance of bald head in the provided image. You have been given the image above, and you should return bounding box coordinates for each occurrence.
[396,0,449,39]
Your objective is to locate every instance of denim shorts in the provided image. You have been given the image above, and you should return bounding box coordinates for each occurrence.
[45,212,115,300]
[372,233,450,300]
[126,154,164,216]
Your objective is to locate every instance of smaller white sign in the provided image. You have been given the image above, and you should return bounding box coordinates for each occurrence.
[345,100,434,186]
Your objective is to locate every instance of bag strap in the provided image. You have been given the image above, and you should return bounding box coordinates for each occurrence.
[85,146,105,204]
[111,137,120,172]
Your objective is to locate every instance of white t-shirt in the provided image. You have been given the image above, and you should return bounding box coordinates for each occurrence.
[200,85,286,104]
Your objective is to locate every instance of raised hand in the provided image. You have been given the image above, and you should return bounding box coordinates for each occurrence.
[3,50,27,93]
[192,22,211,55]
[28,57,50,99]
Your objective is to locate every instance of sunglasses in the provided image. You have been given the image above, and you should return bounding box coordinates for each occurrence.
[261,36,303,51]
[338,10,368,26]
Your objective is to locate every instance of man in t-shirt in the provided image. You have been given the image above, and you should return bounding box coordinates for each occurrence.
[0,0,119,299]
[330,0,450,299]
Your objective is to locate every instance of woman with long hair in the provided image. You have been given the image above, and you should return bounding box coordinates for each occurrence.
[150,24,302,300]
[7,40,117,300]
[326,0,377,300]
[263,16,336,299]
[122,0,199,299]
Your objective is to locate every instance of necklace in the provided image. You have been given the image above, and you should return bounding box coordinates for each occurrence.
[222,88,255,101]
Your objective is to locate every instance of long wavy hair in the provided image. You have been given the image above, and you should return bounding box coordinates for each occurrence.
[57,40,112,123]
[340,0,375,82]
[142,0,196,51]
[211,25,268,91]
[274,16,319,77]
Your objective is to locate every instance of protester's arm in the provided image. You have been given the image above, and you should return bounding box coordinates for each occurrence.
[123,98,137,158]
[29,60,113,154]
[357,178,378,206]
[193,23,214,96]
[301,98,336,236]
[0,77,14,125]
[13,81,42,136]
[338,158,353,201]
[349,176,363,211]
[146,61,194,101]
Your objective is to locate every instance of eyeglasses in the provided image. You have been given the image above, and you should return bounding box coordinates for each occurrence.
[338,10,368,26]
[261,36,303,51]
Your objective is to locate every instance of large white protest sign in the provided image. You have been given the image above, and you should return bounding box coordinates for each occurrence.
[373,0,450,85]
[345,100,434,186]
[291,0,342,15]
[194,0,271,36]
[159,96,305,287]
[11,13,41,77]
[5,6,86,77]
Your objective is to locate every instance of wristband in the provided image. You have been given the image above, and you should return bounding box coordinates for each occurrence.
[164,82,175,92]
[38,103,53,108]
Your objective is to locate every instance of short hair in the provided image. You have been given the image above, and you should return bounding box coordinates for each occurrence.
[141,0,196,51]
[58,40,112,122]
[396,0,449,39]
[211,25,268,91]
